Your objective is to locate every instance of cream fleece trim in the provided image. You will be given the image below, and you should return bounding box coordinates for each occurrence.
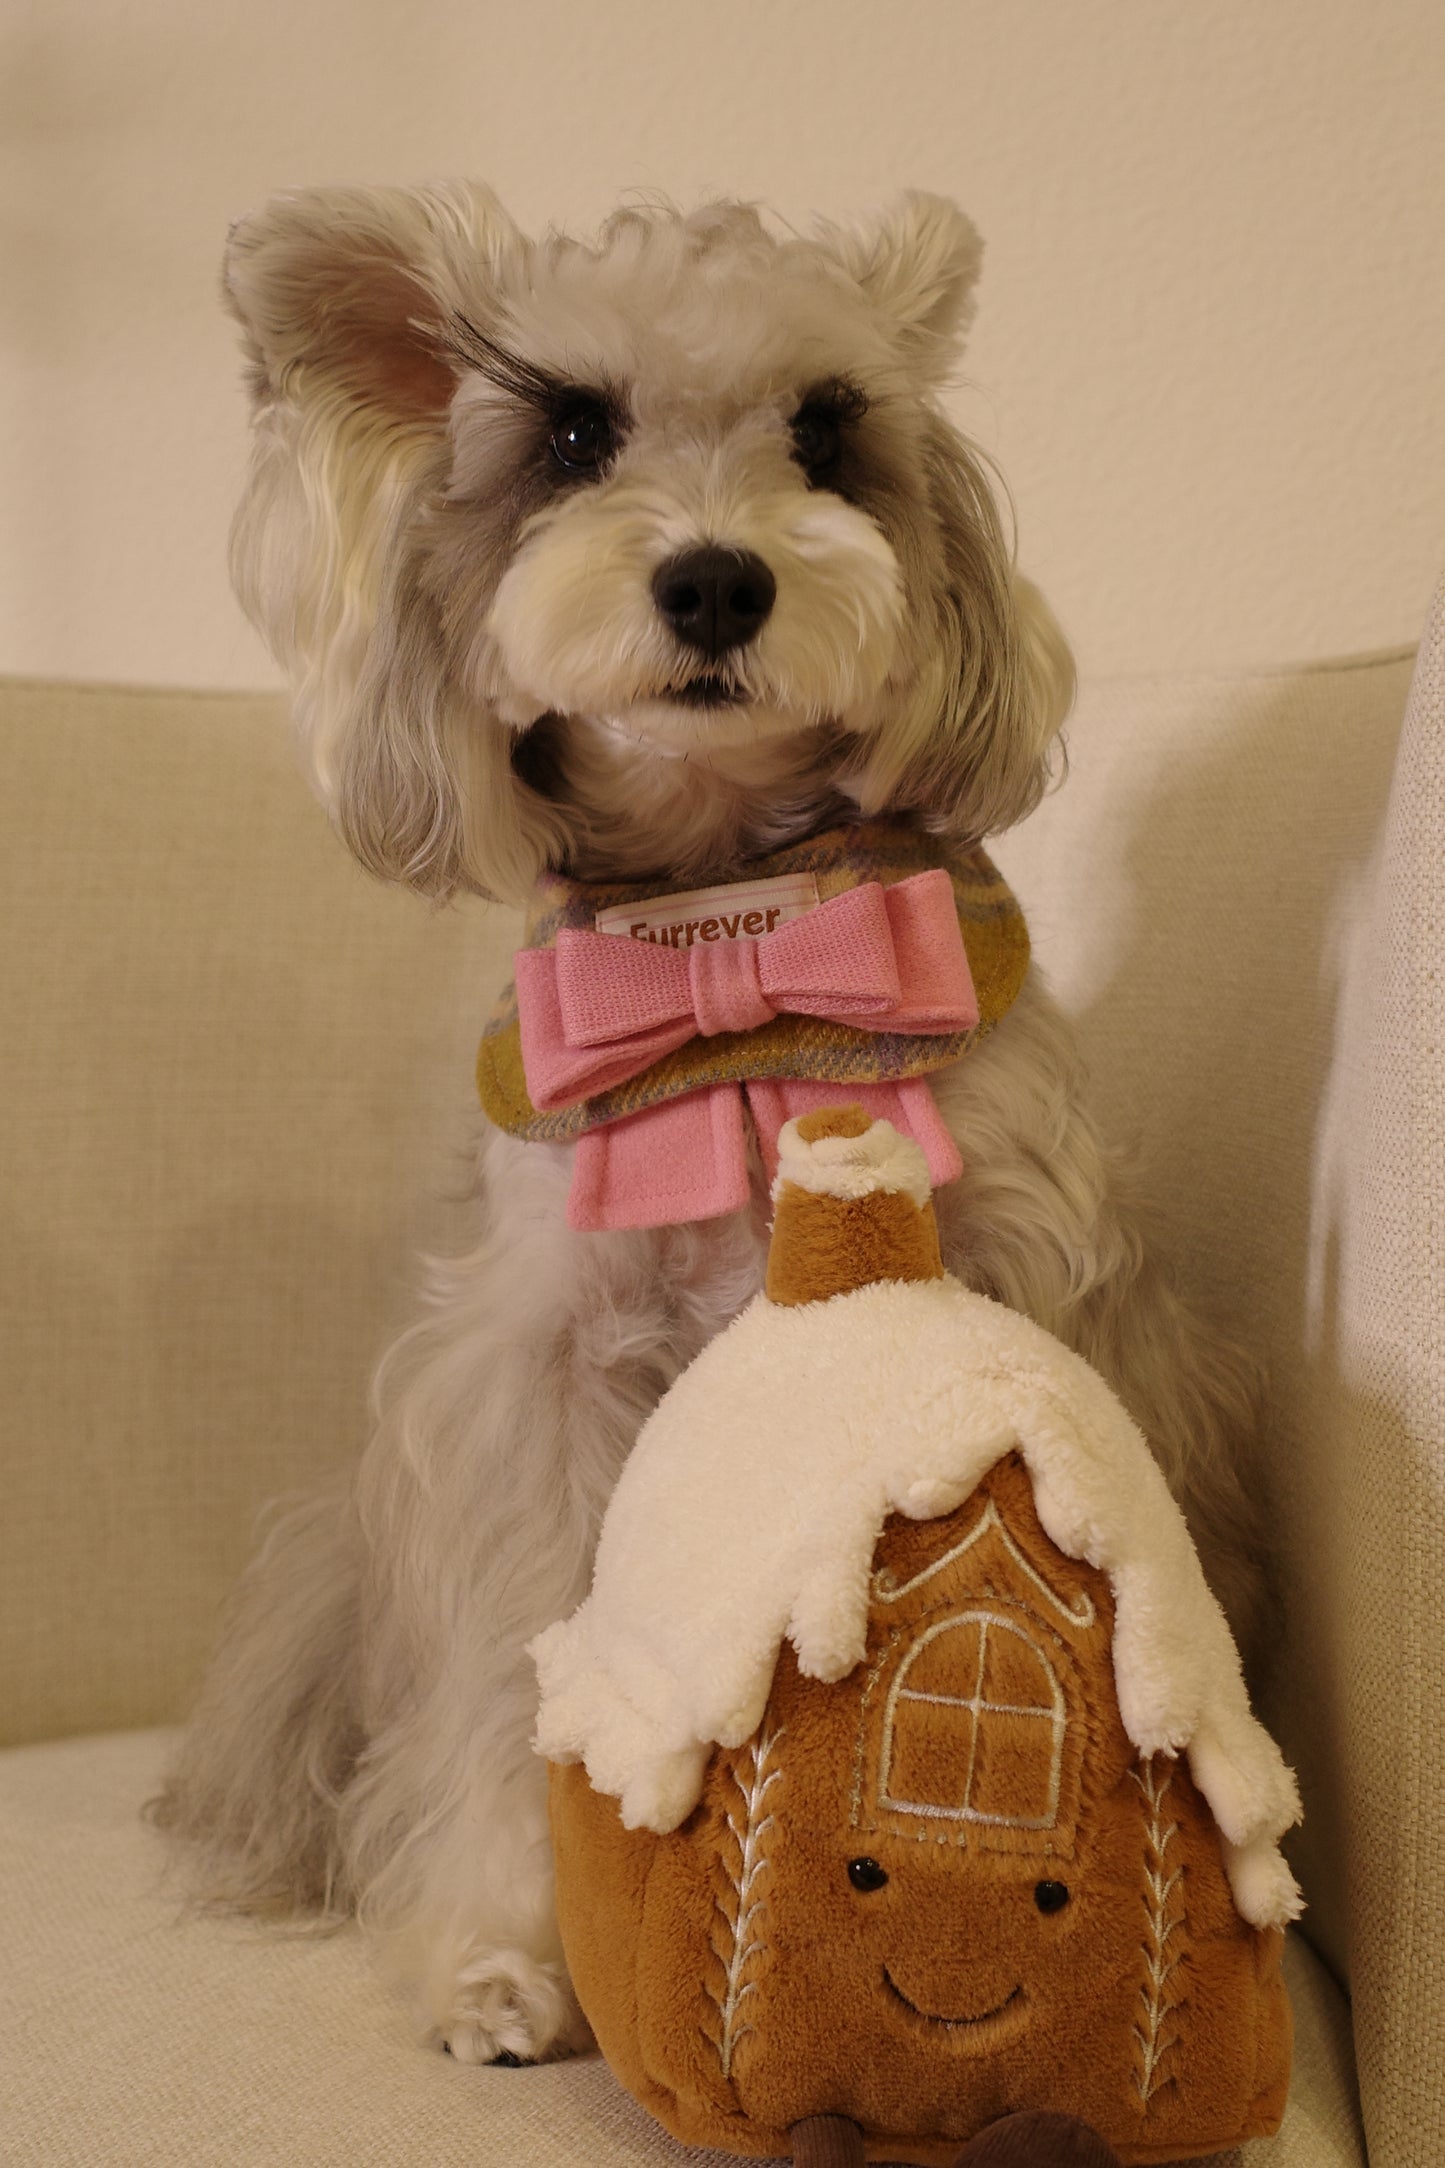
[770,1113,933,1209]
[531,1276,1303,1931]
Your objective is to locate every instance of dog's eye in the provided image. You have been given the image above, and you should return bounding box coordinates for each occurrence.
[790,383,867,486]
[550,398,615,476]
[791,402,842,479]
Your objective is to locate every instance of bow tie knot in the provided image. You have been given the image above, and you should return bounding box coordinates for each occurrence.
[688,937,777,1037]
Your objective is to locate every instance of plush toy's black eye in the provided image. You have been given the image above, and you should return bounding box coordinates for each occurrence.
[550,398,615,475]
[847,1856,889,1893]
[1034,1879,1070,1914]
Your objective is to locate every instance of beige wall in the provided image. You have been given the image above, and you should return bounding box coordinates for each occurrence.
[3,0,1442,689]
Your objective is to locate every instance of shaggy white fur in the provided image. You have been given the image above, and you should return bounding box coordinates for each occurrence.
[532,1271,1302,1930]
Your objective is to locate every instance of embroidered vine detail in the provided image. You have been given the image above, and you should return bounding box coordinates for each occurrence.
[705,1722,785,2083]
[1131,1758,1187,2106]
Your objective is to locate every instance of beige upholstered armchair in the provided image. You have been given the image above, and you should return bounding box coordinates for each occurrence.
[2,587,1440,2162]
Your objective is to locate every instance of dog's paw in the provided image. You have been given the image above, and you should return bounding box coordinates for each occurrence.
[434,1946,590,2066]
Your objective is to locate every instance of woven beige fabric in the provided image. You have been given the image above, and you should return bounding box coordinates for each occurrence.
[996,634,1443,2167]
[993,649,1417,1963]
[0,680,520,1746]
[0,1728,1362,2166]
[1315,590,1445,2168]
[1,652,1432,2158]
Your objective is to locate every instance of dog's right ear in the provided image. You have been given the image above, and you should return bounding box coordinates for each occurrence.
[223,182,522,420]
[226,185,568,904]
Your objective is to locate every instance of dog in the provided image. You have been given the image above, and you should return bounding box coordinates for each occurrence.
[155,182,1264,2068]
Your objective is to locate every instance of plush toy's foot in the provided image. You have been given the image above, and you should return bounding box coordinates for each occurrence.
[788,2109,1121,2167]
[953,2111,1123,2167]
[790,2114,866,2167]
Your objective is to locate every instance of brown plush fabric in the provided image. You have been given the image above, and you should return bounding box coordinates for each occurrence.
[764,1186,944,1308]
[791,1105,875,1145]
[550,1454,1291,2165]
[764,1107,944,1308]
[955,2111,1124,2165]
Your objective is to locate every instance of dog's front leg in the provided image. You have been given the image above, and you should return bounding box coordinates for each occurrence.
[344,1128,764,2062]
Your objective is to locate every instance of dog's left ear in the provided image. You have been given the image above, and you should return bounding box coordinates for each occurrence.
[822,192,983,370]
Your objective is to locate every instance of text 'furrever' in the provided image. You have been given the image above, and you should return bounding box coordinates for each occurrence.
[594,872,820,948]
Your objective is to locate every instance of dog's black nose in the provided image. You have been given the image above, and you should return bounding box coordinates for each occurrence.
[652,546,776,658]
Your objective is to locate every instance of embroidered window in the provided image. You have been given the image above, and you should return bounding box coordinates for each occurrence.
[876,1608,1066,1831]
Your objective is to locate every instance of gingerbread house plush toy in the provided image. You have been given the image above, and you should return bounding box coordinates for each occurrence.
[533,1108,1299,2168]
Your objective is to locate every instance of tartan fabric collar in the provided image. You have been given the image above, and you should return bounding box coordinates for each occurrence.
[477,819,1030,1154]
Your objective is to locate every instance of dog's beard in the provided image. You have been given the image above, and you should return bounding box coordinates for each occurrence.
[593,678,836,766]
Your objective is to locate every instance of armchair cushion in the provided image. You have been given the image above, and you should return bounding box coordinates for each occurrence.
[2,615,1432,2164]
[0,1728,1364,2166]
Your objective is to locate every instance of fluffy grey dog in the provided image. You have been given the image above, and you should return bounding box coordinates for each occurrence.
[156,183,1262,2066]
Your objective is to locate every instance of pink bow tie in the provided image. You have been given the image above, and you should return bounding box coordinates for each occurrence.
[515,868,978,1114]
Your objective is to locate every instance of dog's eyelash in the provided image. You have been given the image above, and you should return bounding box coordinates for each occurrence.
[797,378,870,424]
[447,317,566,406]
[447,316,617,426]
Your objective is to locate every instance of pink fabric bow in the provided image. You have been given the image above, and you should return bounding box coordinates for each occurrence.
[565,1077,964,1232]
[513,868,975,1230]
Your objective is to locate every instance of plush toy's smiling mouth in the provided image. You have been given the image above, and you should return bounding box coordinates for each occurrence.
[881,1968,1028,2046]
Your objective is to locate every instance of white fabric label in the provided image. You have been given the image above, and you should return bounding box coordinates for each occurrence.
[595,872,820,947]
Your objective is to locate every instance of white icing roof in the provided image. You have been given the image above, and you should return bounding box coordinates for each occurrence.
[532,1274,1302,1929]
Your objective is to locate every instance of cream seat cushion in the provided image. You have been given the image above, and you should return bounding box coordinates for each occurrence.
[0,1730,1363,2166]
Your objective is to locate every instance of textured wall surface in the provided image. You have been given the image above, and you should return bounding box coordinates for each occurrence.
[2,0,1442,689]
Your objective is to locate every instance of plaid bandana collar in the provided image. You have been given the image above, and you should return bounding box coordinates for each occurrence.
[477,819,1029,1230]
